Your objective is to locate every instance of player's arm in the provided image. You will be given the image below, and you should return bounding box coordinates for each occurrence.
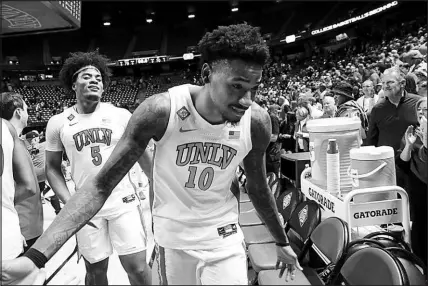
[30,93,170,261]
[242,104,289,246]
[45,117,71,204]
[5,121,39,203]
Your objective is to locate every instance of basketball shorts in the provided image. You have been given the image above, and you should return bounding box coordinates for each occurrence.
[155,241,248,285]
[76,206,147,264]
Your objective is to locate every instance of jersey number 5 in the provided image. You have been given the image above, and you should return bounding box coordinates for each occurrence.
[91,146,102,166]
[185,166,214,191]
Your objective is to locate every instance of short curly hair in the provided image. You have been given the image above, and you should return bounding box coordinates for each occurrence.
[59,50,112,92]
[198,23,270,66]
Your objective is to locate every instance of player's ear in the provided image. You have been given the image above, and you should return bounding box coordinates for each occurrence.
[201,63,212,84]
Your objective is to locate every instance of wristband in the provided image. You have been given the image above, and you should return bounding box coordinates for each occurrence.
[23,248,48,269]
[275,242,290,247]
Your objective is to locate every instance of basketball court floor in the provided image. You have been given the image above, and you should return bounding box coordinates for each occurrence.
[43,179,156,285]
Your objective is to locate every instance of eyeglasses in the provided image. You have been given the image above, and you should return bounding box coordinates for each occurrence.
[362,86,372,88]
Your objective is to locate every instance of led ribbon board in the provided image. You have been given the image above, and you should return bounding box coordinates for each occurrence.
[311,1,398,36]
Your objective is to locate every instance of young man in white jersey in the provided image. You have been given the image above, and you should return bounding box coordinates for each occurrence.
[0,114,38,261]
[3,24,301,285]
[43,51,150,285]
[0,93,41,258]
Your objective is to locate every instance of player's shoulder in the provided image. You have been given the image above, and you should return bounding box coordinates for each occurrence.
[102,102,132,118]
[137,92,171,117]
[46,108,72,130]
[250,103,270,129]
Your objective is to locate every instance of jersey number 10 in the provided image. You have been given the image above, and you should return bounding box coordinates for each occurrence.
[185,166,214,191]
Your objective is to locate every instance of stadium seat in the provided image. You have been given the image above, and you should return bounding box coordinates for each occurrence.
[258,217,350,285]
[248,201,321,273]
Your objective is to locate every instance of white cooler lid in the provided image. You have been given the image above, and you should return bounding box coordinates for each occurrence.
[350,146,395,160]
[306,117,361,132]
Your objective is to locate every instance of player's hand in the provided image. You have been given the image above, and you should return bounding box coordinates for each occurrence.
[275,245,303,282]
[2,256,41,285]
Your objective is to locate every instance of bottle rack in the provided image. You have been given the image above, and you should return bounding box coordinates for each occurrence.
[300,167,411,245]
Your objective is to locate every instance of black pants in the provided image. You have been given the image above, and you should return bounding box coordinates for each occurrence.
[407,173,427,266]
[40,182,61,214]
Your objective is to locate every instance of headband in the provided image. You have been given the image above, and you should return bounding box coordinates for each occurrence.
[72,65,101,78]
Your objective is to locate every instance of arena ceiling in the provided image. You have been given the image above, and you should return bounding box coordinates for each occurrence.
[1,1,81,37]
[1,1,394,39]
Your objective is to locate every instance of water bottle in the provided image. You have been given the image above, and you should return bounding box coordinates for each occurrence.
[327,139,340,196]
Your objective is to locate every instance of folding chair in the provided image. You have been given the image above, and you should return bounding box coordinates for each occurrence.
[333,247,409,285]
[242,187,301,245]
[364,231,411,252]
[385,247,427,285]
[248,201,321,273]
[258,217,349,285]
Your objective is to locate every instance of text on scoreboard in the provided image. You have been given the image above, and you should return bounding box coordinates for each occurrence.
[118,56,169,66]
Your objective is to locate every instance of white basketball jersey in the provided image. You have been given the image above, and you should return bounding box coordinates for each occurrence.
[152,85,252,249]
[1,120,24,259]
[46,103,138,216]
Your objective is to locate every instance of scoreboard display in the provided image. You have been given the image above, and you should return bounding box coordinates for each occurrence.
[1,1,81,37]
[117,56,169,67]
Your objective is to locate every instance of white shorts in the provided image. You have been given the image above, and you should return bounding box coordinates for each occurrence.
[76,206,147,264]
[155,241,248,285]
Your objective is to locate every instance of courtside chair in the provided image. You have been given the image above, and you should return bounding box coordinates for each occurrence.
[258,217,349,285]
[333,247,410,285]
[242,187,301,246]
[248,201,321,274]
[385,247,427,285]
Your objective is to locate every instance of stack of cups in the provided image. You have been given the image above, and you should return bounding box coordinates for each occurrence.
[327,139,340,197]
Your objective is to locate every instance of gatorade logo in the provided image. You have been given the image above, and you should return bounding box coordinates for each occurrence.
[308,187,335,213]
[353,208,398,219]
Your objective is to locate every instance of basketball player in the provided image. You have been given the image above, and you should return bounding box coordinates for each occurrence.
[1,92,45,252]
[1,117,39,260]
[1,92,41,257]
[2,24,301,285]
[44,51,150,285]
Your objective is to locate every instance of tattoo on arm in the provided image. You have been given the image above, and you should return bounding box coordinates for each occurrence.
[32,93,171,258]
[243,104,289,245]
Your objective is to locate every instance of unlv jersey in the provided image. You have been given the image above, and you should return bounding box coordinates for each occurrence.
[152,85,253,249]
[46,103,138,216]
